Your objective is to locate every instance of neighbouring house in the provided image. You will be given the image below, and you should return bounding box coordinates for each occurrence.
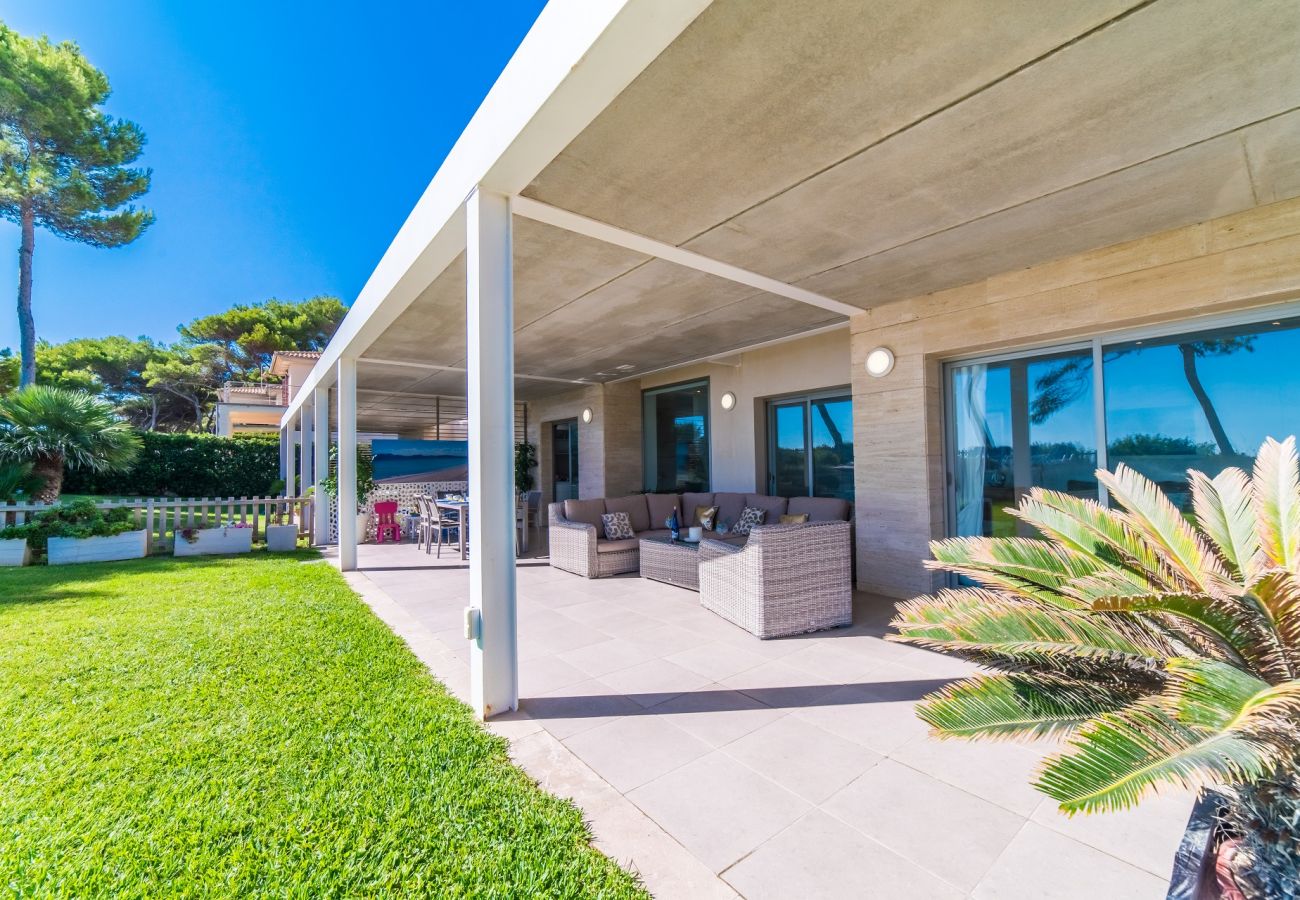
[214,351,321,437]
[278,0,1300,719]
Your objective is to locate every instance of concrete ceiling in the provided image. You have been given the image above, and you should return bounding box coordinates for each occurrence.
[351,0,1300,412]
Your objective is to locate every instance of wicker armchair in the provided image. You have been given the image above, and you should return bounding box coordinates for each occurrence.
[547,502,640,578]
[697,520,852,638]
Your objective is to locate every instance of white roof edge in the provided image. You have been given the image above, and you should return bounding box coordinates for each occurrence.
[282,0,712,426]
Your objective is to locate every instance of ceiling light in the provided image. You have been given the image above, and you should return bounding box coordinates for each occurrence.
[720,391,737,411]
[864,347,895,378]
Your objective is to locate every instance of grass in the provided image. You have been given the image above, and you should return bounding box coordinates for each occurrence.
[0,551,645,898]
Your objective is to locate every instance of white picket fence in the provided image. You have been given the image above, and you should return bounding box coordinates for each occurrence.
[0,496,314,552]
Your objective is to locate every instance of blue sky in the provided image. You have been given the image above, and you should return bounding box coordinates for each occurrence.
[0,1,546,351]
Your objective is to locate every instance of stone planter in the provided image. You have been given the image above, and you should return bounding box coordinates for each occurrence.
[265,523,299,552]
[357,512,371,544]
[1168,791,1226,900]
[0,537,30,567]
[174,525,254,557]
[48,529,149,566]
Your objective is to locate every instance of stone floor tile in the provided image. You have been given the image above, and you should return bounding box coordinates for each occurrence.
[823,759,1024,892]
[1030,788,1195,877]
[518,654,590,695]
[600,658,713,708]
[723,810,963,900]
[564,715,713,792]
[666,640,771,682]
[890,733,1050,816]
[524,677,642,740]
[628,751,810,873]
[722,715,881,803]
[557,637,659,678]
[720,659,838,709]
[642,684,788,747]
[973,822,1168,899]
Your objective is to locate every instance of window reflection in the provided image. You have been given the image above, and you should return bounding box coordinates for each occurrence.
[952,351,1098,537]
[643,380,710,492]
[811,397,854,501]
[1104,317,1300,511]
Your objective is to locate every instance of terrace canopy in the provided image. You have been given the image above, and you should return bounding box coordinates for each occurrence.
[282,0,1300,718]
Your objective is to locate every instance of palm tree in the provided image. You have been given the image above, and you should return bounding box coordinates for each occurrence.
[891,438,1300,890]
[0,386,141,501]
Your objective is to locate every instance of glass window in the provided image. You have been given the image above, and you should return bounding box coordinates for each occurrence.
[1104,317,1300,511]
[643,380,709,492]
[950,350,1098,538]
[766,393,855,501]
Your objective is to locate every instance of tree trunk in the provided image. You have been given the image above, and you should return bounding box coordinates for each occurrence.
[17,201,36,388]
[30,453,64,503]
[1179,343,1235,456]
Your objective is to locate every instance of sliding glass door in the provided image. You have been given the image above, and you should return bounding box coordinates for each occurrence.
[643,380,710,492]
[949,350,1098,537]
[767,393,854,501]
[947,310,1300,536]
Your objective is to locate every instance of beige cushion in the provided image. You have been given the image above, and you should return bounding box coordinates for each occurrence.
[596,537,640,554]
[744,493,788,519]
[713,492,747,530]
[681,492,715,526]
[604,495,649,533]
[644,494,680,528]
[786,496,851,522]
[779,512,810,525]
[693,505,719,530]
[638,528,672,540]
[563,498,606,529]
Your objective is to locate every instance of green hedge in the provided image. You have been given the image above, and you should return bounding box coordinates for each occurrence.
[64,432,282,498]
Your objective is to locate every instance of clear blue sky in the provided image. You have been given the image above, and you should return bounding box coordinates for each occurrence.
[0,1,546,351]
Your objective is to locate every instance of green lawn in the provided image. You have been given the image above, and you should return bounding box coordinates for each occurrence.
[0,552,645,898]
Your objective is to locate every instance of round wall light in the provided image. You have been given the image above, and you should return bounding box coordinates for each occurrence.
[580,407,594,424]
[864,347,895,378]
[720,391,737,411]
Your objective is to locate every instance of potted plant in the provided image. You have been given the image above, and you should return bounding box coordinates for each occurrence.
[320,444,374,543]
[0,499,146,565]
[265,519,299,552]
[0,461,43,566]
[890,436,1300,897]
[174,520,254,557]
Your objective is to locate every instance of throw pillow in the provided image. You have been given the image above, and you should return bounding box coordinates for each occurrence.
[693,505,719,530]
[733,506,767,535]
[601,511,635,540]
[779,512,810,525]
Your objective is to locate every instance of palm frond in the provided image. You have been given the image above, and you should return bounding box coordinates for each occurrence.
[891,588,1170,681]
[1012,489,1175,593]
[1038,659,1300,815]
[916,673,1138,741]
[1190,466,1260,584]
[0,385,140,473]
[1253,570,1300,668]
[1253,436,1300,572]
[1098,463,1231,595]
[926,537,1095,607]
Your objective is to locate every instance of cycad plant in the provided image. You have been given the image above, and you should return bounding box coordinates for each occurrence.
[0,460,43,502]
[0,386,141,502]
[891,437,1300,892]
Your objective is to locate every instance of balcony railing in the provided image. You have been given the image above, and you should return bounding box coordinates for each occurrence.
[220,381,289,406]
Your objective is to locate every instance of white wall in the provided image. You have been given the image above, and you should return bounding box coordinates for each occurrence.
[640,327,851,492]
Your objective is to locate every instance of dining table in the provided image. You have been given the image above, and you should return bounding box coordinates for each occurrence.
[434,498,469,560]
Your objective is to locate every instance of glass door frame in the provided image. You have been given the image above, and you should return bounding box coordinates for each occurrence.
[941,300,1300,539]
[766,386,853,498]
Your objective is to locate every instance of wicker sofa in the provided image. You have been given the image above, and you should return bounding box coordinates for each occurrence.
[698,520,853,639]
[547,491,850,579]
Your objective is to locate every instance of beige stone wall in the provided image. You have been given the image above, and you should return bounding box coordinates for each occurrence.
[527,383,642,506]
[850,197,1300,599]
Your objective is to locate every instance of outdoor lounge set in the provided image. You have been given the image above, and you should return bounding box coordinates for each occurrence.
[548,492,852,639]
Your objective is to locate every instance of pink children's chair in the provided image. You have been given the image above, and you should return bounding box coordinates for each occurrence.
[373,500,402,544]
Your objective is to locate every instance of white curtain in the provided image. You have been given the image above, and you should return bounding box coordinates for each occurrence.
[955,364,988,537]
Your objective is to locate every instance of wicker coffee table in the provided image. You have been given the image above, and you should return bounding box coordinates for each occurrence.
[638,534,701,591]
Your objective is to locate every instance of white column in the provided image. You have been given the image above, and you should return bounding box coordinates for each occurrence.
[466,187,518,719]
[298,404,313,498]
[337,358,358,571]
[313,387,331,545]
[278,419,292,495]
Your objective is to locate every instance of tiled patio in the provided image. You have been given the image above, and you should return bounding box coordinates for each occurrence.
[326,534,1192,899]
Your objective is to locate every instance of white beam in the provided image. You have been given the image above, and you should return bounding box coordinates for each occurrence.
[278,421,292,496]
[466,188,519,720]
[511,196,863,318]
[312,388,330,545]
[360,357,589,385]
[337,358,359,572]
[298,404,313,499]
[279,0,710,429]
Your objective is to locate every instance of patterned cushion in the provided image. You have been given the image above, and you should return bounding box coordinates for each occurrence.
[732,506,767,535]
[693,505,719,530]
[779,512,810,525]
[601,511,635,540]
